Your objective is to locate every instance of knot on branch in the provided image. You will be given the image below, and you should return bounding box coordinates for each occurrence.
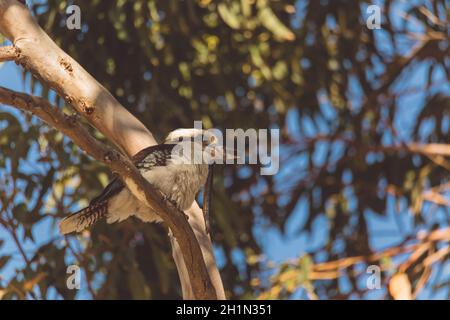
[13,46,29,68]
[58,57,73,74]
[64,113,80,126]
[0,45,22,64]
[103,150,120,163]
[25,97,33,108]
[80,100,94,115]
[14,46,22,61]
[64,95,74,104]
[10,92,17,104]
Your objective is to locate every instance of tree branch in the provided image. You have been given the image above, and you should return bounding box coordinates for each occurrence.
[0,85,217,299]
[0,0,154,155]
[0,44,16,62]
[0,0,225,299]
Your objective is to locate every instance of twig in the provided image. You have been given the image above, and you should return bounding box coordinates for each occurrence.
[0,45,16,62]
[0,215,40,299]
[313,227,450,274]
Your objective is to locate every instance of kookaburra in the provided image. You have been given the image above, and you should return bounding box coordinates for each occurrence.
[60,128,228,235]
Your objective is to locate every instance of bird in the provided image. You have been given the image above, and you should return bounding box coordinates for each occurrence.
[59,128,227,235]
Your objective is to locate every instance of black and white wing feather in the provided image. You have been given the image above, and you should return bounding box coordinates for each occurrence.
[60,144,176,234]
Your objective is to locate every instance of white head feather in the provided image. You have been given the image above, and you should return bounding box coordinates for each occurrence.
[164,128,218,144]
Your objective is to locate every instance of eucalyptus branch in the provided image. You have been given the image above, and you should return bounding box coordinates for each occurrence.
[0,44,16,62]
[0,85,217,299]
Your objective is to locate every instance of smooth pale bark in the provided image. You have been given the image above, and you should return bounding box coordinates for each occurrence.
[0,0,225,299]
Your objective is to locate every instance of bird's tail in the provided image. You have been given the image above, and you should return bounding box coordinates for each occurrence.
[60,201,108,234]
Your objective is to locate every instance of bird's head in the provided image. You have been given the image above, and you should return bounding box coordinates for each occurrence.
[164,128,208,144]
[164,128,235,164]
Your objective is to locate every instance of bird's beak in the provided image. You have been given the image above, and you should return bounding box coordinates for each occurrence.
[213,145,239,161]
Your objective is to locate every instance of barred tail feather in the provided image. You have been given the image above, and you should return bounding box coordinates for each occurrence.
[60,201,108,234]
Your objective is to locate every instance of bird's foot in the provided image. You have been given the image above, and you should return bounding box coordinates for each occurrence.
[161,194,177,207]
[161,194,189,220]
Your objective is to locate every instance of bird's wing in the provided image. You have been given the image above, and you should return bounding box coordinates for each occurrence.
[89,177,124,205]
[89,144,176,205]
[132,143,176,169]
[60,200,109,234]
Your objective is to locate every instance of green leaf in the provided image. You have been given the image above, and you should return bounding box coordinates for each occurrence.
[257,1,295,41]
[218,3,241,29]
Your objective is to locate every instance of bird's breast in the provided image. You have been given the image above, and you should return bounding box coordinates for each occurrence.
[141,163,208,210]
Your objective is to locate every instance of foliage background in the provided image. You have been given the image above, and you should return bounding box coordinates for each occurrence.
[0,0,449,299]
